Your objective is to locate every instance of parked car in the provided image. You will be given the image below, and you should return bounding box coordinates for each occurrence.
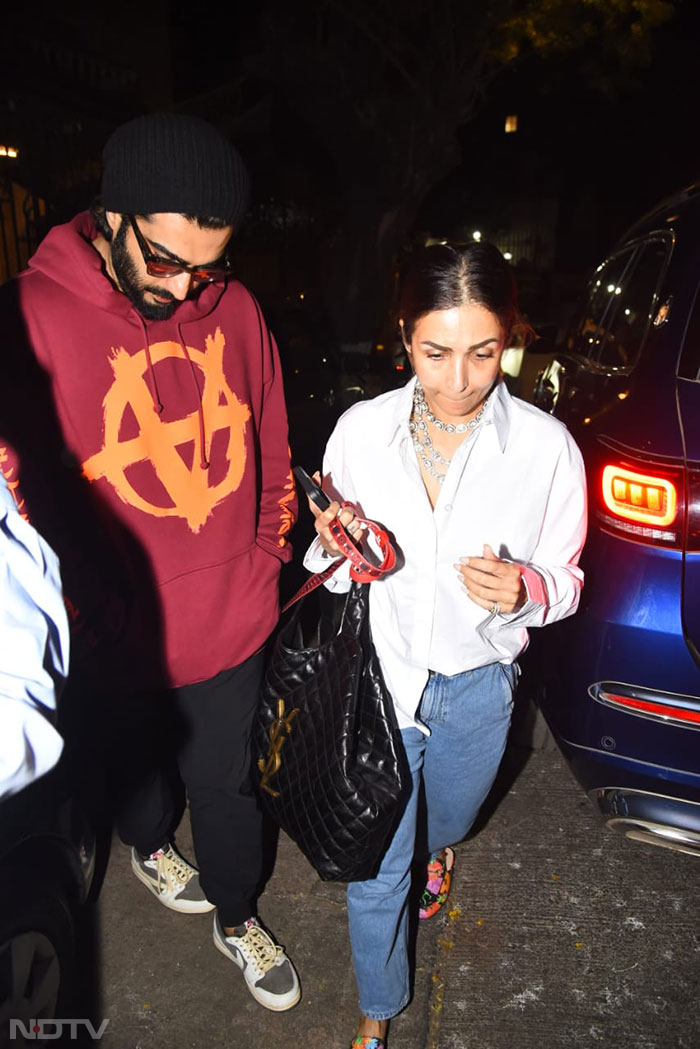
[0,764,96,1033]
[530,181,700,856]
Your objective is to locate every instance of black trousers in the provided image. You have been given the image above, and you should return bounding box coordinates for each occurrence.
[111,649,266,927]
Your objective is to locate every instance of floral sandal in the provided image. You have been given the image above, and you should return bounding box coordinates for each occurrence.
[419,845,455,920]
[351,1039,387,1049]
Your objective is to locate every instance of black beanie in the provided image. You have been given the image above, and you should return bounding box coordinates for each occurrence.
[101,113,250,226]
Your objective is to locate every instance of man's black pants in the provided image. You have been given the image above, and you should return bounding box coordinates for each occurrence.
[110,649,266,928]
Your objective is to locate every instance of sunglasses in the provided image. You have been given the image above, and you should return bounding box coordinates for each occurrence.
[127,214,231,283]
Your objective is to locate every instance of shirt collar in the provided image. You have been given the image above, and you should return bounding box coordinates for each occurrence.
[488,377,514,452]
[386,374,514,452]
[386,375,418,447]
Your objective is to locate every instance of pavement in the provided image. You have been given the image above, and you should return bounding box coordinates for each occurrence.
[77,705,699,1049]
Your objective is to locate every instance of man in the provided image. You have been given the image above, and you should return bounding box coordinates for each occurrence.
[0,114,299,1011]
[0,472,68,800]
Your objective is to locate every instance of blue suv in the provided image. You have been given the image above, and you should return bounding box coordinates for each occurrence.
[532,182,700,856]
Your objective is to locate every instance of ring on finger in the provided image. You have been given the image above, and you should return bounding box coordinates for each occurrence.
[490,601,501,616]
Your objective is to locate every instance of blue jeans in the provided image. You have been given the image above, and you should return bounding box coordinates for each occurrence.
[346,662,517,1020]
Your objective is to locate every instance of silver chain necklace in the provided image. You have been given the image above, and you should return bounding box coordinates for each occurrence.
[412,381,489,434]
[409,382,489,484]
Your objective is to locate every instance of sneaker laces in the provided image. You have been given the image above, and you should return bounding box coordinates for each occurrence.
[235,922,283,977]
[156,846,197,890]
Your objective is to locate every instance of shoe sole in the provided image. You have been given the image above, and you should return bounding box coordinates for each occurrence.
[212,929,301,1011]
[131,858,215,914]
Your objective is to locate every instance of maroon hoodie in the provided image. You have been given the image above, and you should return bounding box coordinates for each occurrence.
[0,212,296,690]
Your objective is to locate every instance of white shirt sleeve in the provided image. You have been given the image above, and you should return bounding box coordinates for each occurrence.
[0,476,68,799]
[483,429,587,632]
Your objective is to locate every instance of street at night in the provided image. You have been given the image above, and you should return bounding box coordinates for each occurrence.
[2,3,700,1048]
[83,734,698,1048]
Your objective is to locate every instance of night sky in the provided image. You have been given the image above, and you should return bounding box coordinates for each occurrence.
[3,1,700,331]
[418,0,700,271]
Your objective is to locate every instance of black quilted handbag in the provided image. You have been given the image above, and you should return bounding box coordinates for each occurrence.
[255,513,409,882]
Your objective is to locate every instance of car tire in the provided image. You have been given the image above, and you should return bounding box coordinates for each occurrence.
[0,882,76,1041]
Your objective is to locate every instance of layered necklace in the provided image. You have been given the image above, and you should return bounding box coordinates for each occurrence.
[409,381,489,484]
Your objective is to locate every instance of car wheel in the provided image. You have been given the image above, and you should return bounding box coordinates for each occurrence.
[0,886,75,1038]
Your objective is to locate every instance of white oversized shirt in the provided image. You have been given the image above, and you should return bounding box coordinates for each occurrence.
[303,377,587,732]
[0,474,68,798]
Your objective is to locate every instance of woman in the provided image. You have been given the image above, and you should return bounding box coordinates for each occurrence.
[302,243,587,1048]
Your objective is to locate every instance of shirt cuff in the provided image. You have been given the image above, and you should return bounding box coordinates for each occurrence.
[520,565,548,607]
[303,535,336,572]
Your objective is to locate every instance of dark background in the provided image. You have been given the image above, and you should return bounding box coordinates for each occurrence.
[2,0,699,391]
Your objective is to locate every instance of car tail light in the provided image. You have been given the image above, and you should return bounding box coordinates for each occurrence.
[591,682,700,729]
[601,465,677,526]
[596,452,684,547]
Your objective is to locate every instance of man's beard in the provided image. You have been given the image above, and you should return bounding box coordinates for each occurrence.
[110,218,180,321]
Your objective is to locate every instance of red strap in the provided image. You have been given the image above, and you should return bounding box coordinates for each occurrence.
[281,503,395,613]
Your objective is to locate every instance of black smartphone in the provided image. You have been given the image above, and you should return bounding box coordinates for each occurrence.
[293,466,331,511]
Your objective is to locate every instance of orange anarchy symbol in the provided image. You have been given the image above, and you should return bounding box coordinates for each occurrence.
[83,330,251,533]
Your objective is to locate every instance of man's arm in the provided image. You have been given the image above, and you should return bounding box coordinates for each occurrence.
[0,475,68,799]
[255,324,297,562]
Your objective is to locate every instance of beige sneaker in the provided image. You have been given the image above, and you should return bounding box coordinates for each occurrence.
[131,843,215,913]
[213,915,300,1011]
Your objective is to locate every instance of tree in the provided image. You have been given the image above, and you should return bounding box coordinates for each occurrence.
[235,0,677,348]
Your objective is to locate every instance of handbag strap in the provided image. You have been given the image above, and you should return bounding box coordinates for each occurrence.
[281,502,396,613]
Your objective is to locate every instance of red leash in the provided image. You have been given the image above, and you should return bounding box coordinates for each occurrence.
[282,503,396,613]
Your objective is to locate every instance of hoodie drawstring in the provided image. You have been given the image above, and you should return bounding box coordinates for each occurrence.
[143,342,164,415]
[137,313,165,415]
[177,322,209,469]
[139,315,209,470]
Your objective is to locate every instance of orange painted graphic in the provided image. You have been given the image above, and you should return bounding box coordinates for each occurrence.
[277,467,296,546]
[83,330,251,533]
[0,446,26,517]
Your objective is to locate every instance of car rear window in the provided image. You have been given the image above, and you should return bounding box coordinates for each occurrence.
[566,249,636,360]
[566,238,670,371]
[678,281,700,381]
[596,240,670,370]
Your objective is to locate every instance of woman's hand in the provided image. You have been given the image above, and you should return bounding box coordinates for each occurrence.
[306,472,364,557]
[455,543,526,615]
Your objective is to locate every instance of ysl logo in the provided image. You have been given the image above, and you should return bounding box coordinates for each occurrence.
[258,698,299,797]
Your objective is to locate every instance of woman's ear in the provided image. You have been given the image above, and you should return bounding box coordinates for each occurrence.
[399,318,411,355]
[399,322,414,373]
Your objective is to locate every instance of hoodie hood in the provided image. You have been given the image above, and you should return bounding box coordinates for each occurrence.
[27,211,226,324]
[27,212,230,467]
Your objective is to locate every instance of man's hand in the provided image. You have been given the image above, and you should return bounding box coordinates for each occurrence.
[454,543,526,615]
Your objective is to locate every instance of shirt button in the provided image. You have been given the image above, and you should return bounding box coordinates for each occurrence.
[444,503,453,511]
